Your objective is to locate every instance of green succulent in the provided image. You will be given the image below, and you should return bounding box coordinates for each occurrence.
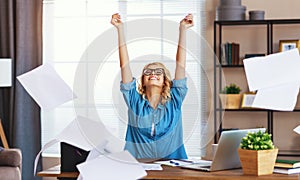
[240,130,275,150]
[220,83,241,94]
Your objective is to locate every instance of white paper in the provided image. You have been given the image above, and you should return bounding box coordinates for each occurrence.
[77,141,109,180]
[34,139,59,175]
[77,151,147,180]
[140,163,163,170]
[17,63,76,110]
[243,49,300,111]
[294,125,300,134]
[155,159,195,167]
[252,83,299,111]
[243,49,300,91]
[0,58,12,87]
[34,116,125,175]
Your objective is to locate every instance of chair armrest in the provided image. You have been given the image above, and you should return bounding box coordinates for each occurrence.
[0,148,22,167]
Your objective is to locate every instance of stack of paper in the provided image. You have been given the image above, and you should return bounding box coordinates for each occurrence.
[77,151,147,180]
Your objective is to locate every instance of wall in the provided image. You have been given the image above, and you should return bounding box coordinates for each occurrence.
[206,0,300,42]
[205,0,300,159]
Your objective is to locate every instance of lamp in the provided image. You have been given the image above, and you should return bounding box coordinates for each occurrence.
[0,58,12,149]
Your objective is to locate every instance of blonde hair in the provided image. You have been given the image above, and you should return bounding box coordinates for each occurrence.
[138,62,172,104]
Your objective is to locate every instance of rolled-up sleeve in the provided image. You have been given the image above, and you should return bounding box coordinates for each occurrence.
[120,78,139,108]
[171,77,188,108]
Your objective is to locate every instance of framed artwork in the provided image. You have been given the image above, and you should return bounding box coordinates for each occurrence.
[241,92,256,108]
[279,39,300,52]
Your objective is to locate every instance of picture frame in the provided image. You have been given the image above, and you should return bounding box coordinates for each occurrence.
[241,92,256,108]
[279,39,300,52]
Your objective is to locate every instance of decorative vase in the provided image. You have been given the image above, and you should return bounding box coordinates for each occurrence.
[219,94,241,109]
[238,148,278,176]
[216,0,246,21]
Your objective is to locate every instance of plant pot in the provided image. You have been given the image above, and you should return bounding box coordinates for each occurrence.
[219,94,241,109]
[238,148,278,176]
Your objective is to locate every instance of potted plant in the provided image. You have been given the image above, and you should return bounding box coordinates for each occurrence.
[219,83,242,109]
[238,130,278,176]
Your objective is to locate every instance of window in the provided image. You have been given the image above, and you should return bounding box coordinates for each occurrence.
[42,0,207,157]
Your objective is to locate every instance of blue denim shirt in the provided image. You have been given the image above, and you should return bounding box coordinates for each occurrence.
[120,77,188,159]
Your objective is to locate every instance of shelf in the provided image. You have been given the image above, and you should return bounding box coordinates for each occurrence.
[215,20,269,26]
[215,19,300,26]
[217,108,300,112]
[278,150,300,157]
[273,109,300,112]
[213,18,300,155]
[220,65,244,68]
[270,19,300,24]
[216,108,268,112]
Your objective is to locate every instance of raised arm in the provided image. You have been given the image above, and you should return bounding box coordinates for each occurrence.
[175,14,194,80]
[111,13,133,83]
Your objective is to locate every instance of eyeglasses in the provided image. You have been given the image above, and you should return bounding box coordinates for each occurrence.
[143,68,164,76]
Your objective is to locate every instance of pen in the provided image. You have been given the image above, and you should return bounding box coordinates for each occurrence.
[169,160,180,166]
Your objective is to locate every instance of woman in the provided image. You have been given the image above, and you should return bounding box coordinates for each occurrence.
[111,13,193,159]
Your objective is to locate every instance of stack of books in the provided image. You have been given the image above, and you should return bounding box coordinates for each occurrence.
[273,159,300,174]
[220,42,240,66]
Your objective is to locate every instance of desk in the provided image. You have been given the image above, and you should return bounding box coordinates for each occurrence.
[37,165,299,180]
[37,165,78,178]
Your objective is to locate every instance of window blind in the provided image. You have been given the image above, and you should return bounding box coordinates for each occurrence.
[42,0,207,158]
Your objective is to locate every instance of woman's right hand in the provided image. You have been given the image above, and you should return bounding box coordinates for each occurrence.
[111,13,123,28]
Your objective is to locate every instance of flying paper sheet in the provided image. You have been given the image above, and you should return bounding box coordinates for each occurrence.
[17,63,76,110]
[252,83,300,111]
[294,125,300,135]
[55,116,124,152]
[34,116,125,175]
[243,49,300,91]
[76,151,147,180]
[243,49,300,111]
[76,141,110,180]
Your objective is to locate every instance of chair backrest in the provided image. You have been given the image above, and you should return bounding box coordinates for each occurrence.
[0,118,9,148]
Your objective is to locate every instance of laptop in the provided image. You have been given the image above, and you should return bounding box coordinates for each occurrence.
[60,142,90,172]
[181,128,266,172]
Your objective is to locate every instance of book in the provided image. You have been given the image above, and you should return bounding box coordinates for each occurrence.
[224,42,229,65]
[231,43,235,65]
[273,167,300,174]
[220,43,227,65]
[228,43,232,65]
[235,43,240,65]
[275,159,300,169]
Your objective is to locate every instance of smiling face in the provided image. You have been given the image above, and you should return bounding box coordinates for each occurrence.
[138,62,172,104]
[142,65,165,89]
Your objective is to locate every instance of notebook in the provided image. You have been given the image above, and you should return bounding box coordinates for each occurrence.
[181,128,266,172]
